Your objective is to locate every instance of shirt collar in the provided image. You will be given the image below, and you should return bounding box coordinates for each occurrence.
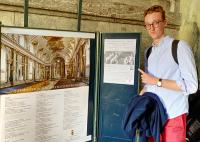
[152,36,169,48]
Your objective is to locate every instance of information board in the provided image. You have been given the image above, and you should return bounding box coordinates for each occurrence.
[0,27,97,142]
[98,33,140,142]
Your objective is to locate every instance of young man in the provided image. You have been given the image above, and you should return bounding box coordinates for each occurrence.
[138,5,198,142]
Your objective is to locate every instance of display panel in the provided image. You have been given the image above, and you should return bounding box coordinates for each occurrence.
[98,33,140,142]
[0,27,96,142]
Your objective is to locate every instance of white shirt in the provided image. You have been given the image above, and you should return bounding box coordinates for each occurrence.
[145,36,198,118]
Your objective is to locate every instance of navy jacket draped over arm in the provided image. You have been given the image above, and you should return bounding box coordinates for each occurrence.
[122,92,168,142]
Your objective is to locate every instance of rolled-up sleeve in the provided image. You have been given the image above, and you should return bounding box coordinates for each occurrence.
[176,41,198,95]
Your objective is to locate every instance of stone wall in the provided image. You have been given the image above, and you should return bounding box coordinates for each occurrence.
[0,0,181,66]
[0,0,199,81]
[179,0,200,83]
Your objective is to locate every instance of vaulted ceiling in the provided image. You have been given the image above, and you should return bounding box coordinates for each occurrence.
[29,35,81,64]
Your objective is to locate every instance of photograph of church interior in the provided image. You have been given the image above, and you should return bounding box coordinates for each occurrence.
[0,32,90,94]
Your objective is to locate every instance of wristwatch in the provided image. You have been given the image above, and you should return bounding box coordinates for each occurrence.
[157,78,162,87]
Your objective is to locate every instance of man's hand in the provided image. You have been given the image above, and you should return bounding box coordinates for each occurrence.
[138,68,158,85]
[138,68,182,91]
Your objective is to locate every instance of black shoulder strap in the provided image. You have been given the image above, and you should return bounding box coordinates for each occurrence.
[146,46,152,60]
[172,40,179,65]
[146,40,179,64]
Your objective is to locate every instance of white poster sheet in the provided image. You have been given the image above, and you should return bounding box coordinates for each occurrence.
[0,86,91,142]
[103,39,136,85]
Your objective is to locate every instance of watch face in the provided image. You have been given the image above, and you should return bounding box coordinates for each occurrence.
[157,81,162,87]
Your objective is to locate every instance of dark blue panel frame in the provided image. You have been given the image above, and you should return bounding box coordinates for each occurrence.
[98,33,140,142]
[87,37,97,139]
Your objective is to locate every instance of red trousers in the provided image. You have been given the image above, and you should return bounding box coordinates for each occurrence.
[148,114,186,142]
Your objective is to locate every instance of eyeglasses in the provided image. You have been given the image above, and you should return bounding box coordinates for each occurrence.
[144,20,164,30]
